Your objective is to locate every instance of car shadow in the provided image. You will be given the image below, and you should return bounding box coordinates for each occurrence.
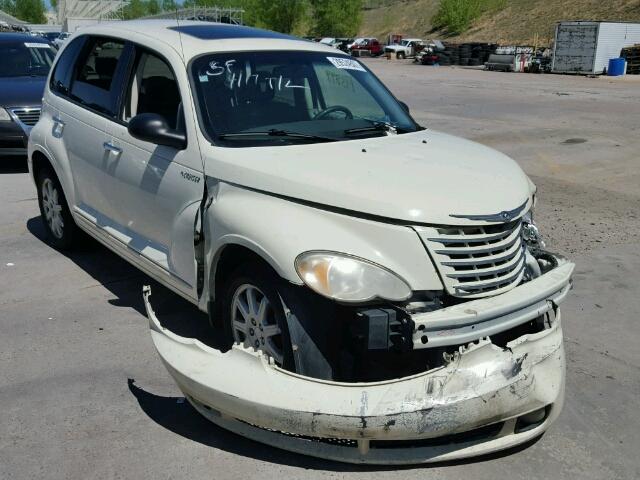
[0,156,29,174]
[27,214,542,470]
[26,215,222,347]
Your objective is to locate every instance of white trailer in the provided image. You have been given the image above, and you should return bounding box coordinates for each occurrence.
[552,21,640,74]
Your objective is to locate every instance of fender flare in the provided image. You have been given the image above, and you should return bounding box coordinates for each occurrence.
[29,143,76,209]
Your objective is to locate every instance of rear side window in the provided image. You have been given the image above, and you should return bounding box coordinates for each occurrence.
[69,37,127,117]
[50,37,85,96]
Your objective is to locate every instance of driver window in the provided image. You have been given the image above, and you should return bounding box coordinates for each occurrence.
[124,51,182,131]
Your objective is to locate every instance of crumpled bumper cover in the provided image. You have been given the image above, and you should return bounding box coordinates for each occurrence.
[144,278,568,464]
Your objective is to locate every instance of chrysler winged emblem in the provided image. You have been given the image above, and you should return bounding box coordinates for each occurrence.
[450,199,528,222]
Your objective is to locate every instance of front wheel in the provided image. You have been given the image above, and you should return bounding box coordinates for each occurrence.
[230,282,289,367]
[36,167,79,250]
[222,263,295,370]
[221,263,337,379]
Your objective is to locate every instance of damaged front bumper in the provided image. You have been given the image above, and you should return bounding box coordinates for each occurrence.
[144,260,572,464]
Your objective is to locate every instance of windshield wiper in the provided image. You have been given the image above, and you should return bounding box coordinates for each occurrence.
[344,119,408,136]
[218,129,337,143]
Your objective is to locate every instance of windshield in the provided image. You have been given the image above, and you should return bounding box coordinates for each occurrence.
[0,41,56,77]
[192,51,419,147]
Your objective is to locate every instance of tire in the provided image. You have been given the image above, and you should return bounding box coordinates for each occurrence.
[36,166,80,250]
[397,51,405,59]
[221,262,338,379]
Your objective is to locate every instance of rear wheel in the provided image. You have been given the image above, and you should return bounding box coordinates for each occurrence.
[36,166,79,250]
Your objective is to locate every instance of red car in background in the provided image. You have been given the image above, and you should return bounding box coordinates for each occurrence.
[349,38,383,56]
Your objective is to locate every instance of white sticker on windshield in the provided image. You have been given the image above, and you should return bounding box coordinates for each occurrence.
[326,57,366,72]
[24,42,51,48]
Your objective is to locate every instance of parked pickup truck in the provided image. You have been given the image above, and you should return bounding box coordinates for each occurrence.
[349,37,383,56]
[384,38,425,59]
[29,20,573,465]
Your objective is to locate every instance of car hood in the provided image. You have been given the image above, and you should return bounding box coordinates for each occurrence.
[0,76,46,108]
[202,130,532,226]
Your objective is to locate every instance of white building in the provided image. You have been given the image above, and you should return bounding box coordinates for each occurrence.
[57,0,128,31]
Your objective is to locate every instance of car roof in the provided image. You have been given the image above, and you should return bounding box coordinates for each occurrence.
[75,20,338,58]
[0,33,50,43]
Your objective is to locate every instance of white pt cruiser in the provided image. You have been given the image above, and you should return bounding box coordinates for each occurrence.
[29,20,574,464]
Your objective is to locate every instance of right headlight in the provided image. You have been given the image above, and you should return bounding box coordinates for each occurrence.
[295,251,412,303]
[0,108,12,122]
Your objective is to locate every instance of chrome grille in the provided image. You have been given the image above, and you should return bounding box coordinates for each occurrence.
[416,220,526,298]
[10,107,41,127]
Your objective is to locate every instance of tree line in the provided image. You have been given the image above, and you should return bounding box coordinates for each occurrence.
[124,0,364,37]
[0,0,47,24]
[0,0,363,36]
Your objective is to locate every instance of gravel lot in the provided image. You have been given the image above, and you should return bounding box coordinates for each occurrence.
[2,61,639,480]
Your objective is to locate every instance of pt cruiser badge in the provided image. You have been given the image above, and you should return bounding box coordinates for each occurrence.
[450,199,529,222]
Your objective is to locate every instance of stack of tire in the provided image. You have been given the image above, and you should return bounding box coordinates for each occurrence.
[439,42,497,66]
[442,43,460,65]
[436,50,451,66]
[458,43,472,65]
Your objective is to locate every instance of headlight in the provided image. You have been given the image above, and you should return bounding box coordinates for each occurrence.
[295,251,411,303]
[0,108,12,122]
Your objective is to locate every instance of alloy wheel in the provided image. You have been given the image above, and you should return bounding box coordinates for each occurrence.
[231,284,284,365]
[41,178,64,239]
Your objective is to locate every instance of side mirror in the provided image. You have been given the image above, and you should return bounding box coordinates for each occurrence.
[128,113,186,150]
[399,101,410,114]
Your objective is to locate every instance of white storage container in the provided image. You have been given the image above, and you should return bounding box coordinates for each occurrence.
[552,21,640,74]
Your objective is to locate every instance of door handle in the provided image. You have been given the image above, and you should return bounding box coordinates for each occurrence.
[103,142,122,155]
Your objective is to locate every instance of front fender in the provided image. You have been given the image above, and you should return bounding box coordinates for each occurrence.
[203,182,442,302]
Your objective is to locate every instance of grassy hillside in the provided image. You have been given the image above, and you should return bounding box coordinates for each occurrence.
[360,0,640,45]
[361,0,440,41]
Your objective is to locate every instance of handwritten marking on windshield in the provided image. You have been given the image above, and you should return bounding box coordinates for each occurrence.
[205,59,237,76]
[203,59,308,91]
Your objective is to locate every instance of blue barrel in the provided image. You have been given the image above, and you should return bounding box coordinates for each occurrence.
[608,58,626,76]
